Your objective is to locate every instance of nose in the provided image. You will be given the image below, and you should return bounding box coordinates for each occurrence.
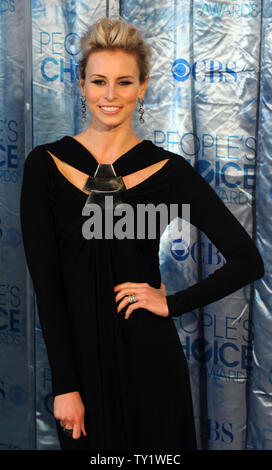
[104,83,117,101]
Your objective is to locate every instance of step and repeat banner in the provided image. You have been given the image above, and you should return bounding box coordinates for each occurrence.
[0,0,29,450]
[0,0,271,450]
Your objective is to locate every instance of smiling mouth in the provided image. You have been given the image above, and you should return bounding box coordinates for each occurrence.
[99,106,123,114]
[99,106,122,109]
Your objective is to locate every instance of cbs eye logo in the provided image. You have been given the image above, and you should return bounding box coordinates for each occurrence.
[171,238,190,261]
[171,59,191,82]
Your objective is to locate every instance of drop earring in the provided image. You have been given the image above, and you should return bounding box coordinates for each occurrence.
[138,97,145,124]
[81,96,87,123]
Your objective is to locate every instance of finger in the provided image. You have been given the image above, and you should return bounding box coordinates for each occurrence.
[82,421,87,437]
[160,282,167,294]
[125,300,143,319]
[117,291,144,312]
[61,420,72,429]
[114,282,148,292]
[115,286,145,303]
[116,294,141,313]
[72,422,82,439]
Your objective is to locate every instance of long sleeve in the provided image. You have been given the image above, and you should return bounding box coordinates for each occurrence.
[20,146,81,397]
[166,155,265,318]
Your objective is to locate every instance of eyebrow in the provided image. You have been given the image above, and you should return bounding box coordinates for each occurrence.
[88,74,134,79]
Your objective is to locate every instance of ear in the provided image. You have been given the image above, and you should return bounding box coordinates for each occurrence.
[138,75,150,100]
[79,75,85,95]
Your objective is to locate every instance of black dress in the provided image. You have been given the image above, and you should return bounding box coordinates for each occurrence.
[20,137,264,451]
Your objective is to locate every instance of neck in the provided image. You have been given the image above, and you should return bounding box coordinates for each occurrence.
[78,126,143,163]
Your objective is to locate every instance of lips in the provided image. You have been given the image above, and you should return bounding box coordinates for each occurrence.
[99,105,123,115]
[99,106,122,109]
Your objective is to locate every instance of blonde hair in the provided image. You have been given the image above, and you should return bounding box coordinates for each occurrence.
[79,16,151,84]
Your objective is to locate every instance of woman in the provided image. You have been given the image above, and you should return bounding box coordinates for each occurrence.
[20,17,264,451]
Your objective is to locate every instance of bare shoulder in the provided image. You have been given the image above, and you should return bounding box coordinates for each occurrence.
[72,132,85,141]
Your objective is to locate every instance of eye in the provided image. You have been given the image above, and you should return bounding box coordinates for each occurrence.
[92,80,104,85]
[91,80,132,85]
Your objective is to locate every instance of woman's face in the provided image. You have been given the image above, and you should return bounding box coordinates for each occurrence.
[80,48,149,130]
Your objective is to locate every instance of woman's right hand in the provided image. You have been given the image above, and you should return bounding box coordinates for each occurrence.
[53,391,87,439]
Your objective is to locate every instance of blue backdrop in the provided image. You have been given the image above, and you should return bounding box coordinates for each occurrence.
[0,0,271,450]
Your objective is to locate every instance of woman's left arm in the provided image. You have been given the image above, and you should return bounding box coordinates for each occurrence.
[165,155,265,318]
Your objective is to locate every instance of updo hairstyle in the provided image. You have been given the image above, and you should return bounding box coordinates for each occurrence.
[79,16,152,84]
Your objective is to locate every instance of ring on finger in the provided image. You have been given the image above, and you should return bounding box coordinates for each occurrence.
[127,294,137,304]
[62,426,73,437]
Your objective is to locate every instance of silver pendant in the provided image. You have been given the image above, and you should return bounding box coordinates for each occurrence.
[83,163,126,210]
